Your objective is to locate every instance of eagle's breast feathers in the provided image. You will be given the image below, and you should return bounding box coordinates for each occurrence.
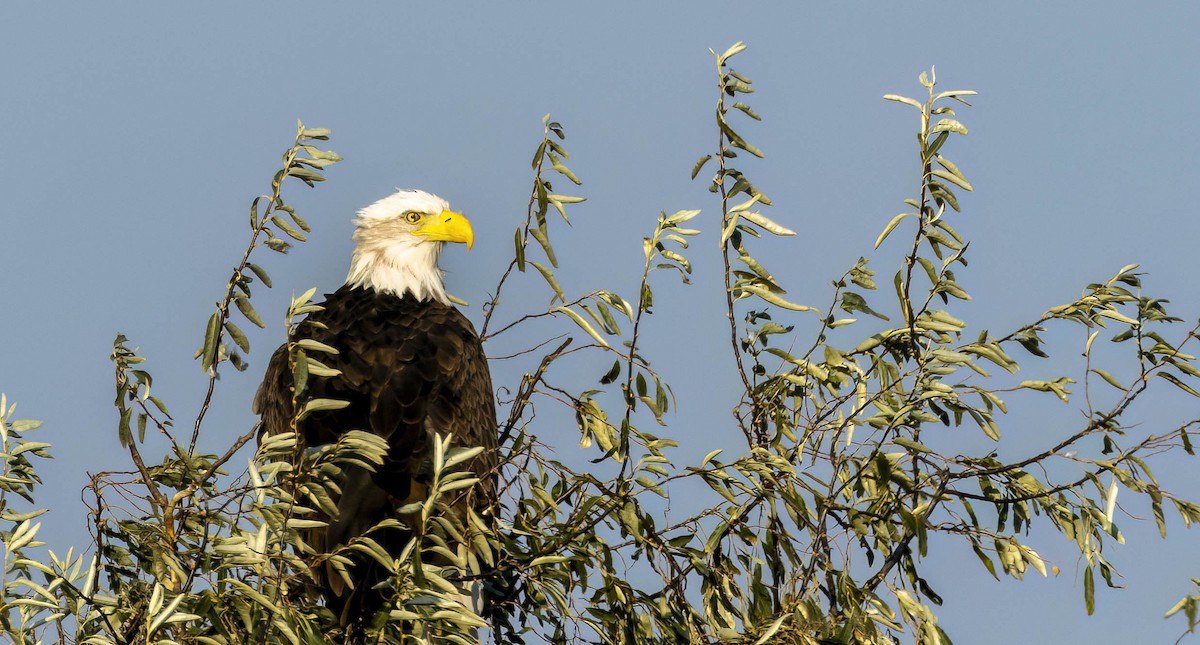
[255,286,497,500]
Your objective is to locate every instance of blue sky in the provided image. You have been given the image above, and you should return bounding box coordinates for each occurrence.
[2,3,1198,642]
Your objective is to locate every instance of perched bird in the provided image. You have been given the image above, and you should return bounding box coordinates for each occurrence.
[254,189,498,627]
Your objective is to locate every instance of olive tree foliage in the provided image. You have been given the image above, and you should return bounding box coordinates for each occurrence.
[1,44,1199,644]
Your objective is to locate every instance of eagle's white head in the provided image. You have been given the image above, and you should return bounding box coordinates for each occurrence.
[345,189,474,303]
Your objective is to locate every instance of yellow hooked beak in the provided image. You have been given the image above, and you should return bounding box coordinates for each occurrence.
[413,210,474,250]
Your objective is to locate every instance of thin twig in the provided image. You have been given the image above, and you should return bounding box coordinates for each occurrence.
[480,129,550,341]
[497,338,572,449]
[713,56,755,447]
[189,125,306,453]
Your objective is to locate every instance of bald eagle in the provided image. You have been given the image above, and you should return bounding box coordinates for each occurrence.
[254,189,498,627]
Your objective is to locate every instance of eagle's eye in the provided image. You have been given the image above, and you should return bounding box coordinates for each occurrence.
[403,211,423,224]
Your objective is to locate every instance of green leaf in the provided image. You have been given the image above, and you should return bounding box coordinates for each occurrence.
[659,248,691,273]
[286,166,326,183]
[841,292,889,321]
[529,555,572,568]
[931,118,968,135]
[1018,379,1074,402]
[271,214,307,241]
[529,261,564,302]
[1157,372,1200,398]
[291,348,309,395]
[930,168,973,192]
[531,140,547,169]
[719,213,740,247]
[692,155,713,180]
[718,41,747,61]
[729,194,763,213]
[547,193,585,204]
[550,155,581,185]
[935,154,972,190]
[875,213,916,249]
[738,211,796,236]
[148,592,188,635]
[529,224,558,268]
[1084,566,1095,615]
[883,94,923,110]
[732,102,761,121]
[200,312,220,371]
[265,236,291,253]
[514,227,526,272]
[305,356,341,377]
[972,543,999,580]
[302,145,343,162]
[224,578,281,613]
[225,321,250,353]
[893,437,933,453]
[595,300,621,333]
[731,137,764,158]
[298,398,350,420]
[737,284,814,312]
[556,307,609,347]
[148,395,170,418]
[295,156,335,169]
[118,406,133,447]
[934,89,978,102]
[234,295,265,328]
[1090,369,1126,391]
[0,509,47,523]
[247,263,272,288]
[295,339,339,355]
[300,127,332,139]
[249,196,262,228]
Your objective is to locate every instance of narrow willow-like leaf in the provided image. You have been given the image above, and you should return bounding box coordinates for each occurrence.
[894,437,933,453]
[529,261,564,302]
[934,89,978,102]
[719,41,747,61]
[555,307,609,348]
[875,212,916,249]
[931,118,968,135]
[305,357,341,377]
[737,284,813,312]
[1158,372,1200,398]
[226,321,250,353]
[547,193,585,204]
[271,214,308,241]
[514,227,526,272]
[883,93,924,109]
[1084,566,1095,615]
[246,263,272,288]
[300,127,332,139]
[930,168,973,192]
[739,211,795,236]
[295,339,339,355]
[286,167,326,183]
[1090,369,1126,391]
[235,295,265,328]
[529,225,558,268]
[935,154,971,188]
[550,156,581,185]
[299,398,350,419]
[200,313,220,371]
[291,348,308,395]
[719,213,741,247]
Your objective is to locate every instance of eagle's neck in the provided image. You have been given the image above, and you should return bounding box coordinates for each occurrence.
[345,231,448,304]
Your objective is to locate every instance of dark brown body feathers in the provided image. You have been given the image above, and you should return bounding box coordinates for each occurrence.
[254,285,497,625]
